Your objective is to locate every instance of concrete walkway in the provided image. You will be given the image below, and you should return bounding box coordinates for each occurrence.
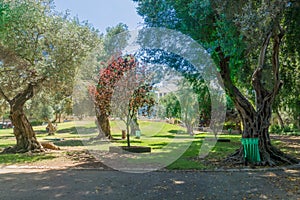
[0,167,299,200]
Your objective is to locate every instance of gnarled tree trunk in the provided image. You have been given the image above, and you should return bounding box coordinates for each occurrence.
[95,108,111,139]
[8,106,42,153]
[46,119,57,136]
[3,84,43,153]
[219,29,299,166]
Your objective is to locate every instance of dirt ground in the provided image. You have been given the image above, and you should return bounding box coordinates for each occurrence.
[0,135,299,199]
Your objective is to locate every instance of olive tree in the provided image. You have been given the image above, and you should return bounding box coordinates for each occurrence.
[0,0,99,153]
[133,0,299,165]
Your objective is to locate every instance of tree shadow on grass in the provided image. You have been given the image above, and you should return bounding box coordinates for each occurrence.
[56,127,78,134]
[168,130,186,134]
[0,154,56,164]
[54,140,84,147]
[56,126,97,135]
[111,140,142,144]
[0,135,15,140]
[149,142,169,149]
[152,135,175,139]
[0,144,12,149]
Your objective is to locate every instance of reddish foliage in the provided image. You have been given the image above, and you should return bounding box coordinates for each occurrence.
[89,55,154,117]
[129,84,155,116]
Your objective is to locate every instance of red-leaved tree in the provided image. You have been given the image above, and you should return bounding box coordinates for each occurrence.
[111,71,155,146]
[89,55,137,139]
[89,55,154,141]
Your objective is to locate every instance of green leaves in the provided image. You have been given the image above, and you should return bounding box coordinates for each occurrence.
[0,0,100,101]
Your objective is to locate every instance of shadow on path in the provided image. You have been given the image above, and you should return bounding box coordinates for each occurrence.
[0,166,299,200]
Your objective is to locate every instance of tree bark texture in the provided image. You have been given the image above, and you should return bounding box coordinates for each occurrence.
[95,107,111,139]
[3,84,43,153]
[218,29,299,166]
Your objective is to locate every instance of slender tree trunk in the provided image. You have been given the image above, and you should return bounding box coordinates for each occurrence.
[46,118,56,136]
[126,122,130,147]
[276,109,285,128]
[58,112,62,123]
[130,116,140,136]
[95,108,111,139]
[53,113,58,123]
[186,124,194,136]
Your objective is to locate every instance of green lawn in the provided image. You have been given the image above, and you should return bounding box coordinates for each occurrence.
[0,120,298,170]
[0,153,56,165]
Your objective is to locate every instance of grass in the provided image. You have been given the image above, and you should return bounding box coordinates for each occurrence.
[0,153,56,165]
[0,120,298,169]
[0,128,15,149]
[166,135,242,170]
[271,137,300,158]
[0,120,244,169]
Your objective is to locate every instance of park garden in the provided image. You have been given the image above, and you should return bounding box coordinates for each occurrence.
[0,0,299,172]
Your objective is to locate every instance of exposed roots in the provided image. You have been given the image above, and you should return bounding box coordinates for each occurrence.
[224,145,299,167]
[88,135,112,142]
[266,145,299,165]
[223,147,244,165]
[1,144,45,154]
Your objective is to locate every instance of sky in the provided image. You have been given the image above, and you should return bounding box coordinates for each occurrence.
[53,0,144,34]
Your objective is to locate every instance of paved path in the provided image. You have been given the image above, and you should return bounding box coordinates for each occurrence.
[0,167,299,200]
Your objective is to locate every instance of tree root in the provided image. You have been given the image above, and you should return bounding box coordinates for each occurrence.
[224,144,299,167]
[89,135,112,142]
[223,147,244,165]
[267,145,299,165]
[40,142,60,150]
[1,145,45,154]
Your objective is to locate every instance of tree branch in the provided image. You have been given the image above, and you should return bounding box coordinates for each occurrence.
[217,47,256,116]
[252,31,273,108]
[270,26,284,102]
[10,75,46,108]
[0,87,10,102]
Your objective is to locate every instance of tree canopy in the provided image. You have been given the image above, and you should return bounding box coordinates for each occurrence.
[0,0,99,153]
[133,0,300,165]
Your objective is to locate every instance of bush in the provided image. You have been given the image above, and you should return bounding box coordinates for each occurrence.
[269,124,281,134]
[30,121,43,126]
[269,123,299,135]
[283,125,292,133]
[288,124,298,131]
[224,121,240,130]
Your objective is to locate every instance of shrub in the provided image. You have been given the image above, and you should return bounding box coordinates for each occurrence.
[270,123,300,135]
[283,125,292,132]
[30,121,44,126]
[269,124,282,134]
[224,121,239,130]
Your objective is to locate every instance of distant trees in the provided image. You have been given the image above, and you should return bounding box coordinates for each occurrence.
[177,82,199,135]
[159,93,181,119]
[158,80,201,135]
